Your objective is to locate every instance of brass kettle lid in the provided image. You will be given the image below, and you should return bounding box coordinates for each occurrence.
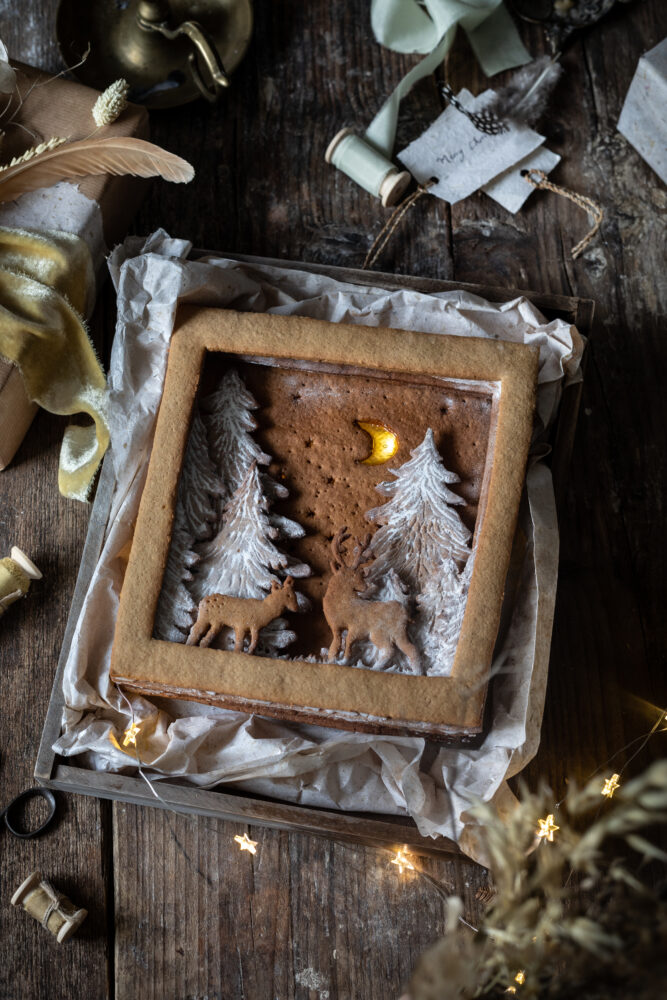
[56,0,253,109]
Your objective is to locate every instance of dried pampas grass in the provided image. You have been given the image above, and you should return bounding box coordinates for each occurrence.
[408,759,667,1000]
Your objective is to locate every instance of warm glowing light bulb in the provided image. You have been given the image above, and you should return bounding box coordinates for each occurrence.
[122,721,141,747]
[601,773,620,798]
[234,832,258,854]
[515,971,526,985]
[536,814,559,842]
[390,846,416,874]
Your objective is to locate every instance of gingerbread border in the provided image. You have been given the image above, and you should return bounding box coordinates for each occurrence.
[110,307,538,736]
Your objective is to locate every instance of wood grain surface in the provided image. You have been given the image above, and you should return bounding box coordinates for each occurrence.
[1,2,666,999]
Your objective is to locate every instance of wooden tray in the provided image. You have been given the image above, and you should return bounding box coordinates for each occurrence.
[35,255,594,858]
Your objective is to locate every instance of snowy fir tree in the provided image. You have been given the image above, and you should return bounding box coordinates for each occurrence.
[199,367,310,590]
[364,428,473,675]
[366,428,471,589]
[417,553,475,676]
[178,408,226,540]
[154,499,199,642]
[154,409,225,642]
[192,463,310,652]
[201,369,272,500]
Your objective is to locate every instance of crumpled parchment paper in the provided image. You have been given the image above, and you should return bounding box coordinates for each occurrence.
[52,230,583,864]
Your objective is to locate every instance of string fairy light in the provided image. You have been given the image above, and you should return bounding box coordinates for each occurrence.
[103,688,666,948]
[515,970,526,985]
[390,846,416,874]
[601,773,621,798]
[122,721,141,747]
[536,814,559,843]
[234,832,258,854]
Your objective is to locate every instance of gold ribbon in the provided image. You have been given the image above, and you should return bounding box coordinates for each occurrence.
[0,226,108,500]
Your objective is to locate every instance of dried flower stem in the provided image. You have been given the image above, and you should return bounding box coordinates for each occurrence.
[0,136,68,171]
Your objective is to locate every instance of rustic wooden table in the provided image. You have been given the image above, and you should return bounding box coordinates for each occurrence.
[2,2,665,998]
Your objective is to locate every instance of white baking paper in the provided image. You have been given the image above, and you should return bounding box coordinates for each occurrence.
[52,231,583,865]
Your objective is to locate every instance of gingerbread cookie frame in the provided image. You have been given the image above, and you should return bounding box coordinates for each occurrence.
[110,307,538,741]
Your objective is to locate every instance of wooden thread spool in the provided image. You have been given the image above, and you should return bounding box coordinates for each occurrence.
[325,128,411,207]
[0,546,42,616]
[11,871,87,943]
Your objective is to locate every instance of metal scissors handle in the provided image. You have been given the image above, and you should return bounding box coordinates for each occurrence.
[1,787,56,839]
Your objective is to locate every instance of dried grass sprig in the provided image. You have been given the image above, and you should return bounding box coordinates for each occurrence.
[409,759,667,1000]
[0,136,68,170]
[92,79,129,127]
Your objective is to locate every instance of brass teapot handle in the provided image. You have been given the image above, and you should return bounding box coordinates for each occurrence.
[137,0,230,102]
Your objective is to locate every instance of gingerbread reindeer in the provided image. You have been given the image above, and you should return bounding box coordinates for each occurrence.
[323,528,420,672]
[186,576,299,653]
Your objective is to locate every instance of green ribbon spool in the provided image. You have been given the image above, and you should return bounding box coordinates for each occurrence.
[325,129,411,206]
[327,0,531,203]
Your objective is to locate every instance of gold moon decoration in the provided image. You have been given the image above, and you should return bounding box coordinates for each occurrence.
[356,421,399,465]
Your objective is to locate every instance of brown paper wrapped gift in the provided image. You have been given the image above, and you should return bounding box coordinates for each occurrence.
[0,62,149,471]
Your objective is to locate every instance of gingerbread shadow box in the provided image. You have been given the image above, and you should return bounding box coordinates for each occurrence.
[110,308,538,742]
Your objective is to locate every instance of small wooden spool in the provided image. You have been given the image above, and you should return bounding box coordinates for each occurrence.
[0,546,42,616]
[11,871,87,943]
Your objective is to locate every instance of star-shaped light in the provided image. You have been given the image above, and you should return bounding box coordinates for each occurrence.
[122,721,141,747]
[601,773,620,798]
[536,814,559,842]
[390,846,416,874]
[234,832,258,855]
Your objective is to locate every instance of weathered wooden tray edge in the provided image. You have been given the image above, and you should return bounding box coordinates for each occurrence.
[35,254,594,858]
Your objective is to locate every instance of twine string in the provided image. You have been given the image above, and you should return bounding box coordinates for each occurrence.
[521,168,603,259]
[363,180,435,270]
[39,879,65,929]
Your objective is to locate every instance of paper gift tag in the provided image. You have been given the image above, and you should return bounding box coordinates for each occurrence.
[398,89,556,209]
[483,145,561,213]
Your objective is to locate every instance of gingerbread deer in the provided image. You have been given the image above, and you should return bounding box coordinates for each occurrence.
[186,577,299,653]
[323,528,420,672]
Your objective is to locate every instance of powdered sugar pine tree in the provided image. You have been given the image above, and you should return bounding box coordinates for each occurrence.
[178,408,226,540]
[201,369,272,499]
[200,366,309,576]
[365,428,471,590]
[364,428,473,674]
[417,553,475,676]
[193,462,309,652]
[153,408,226,642]
[154,500,199,642]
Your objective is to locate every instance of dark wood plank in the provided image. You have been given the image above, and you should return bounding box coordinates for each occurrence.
[0,406,111,1000]
[113,805,488,1000]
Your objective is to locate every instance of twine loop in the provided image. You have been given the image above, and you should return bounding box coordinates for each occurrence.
[363,180,436,270]
[521,168,603,259]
